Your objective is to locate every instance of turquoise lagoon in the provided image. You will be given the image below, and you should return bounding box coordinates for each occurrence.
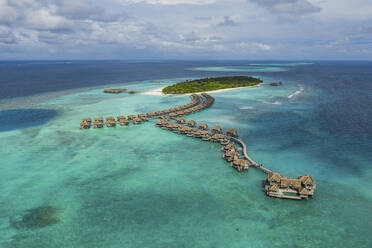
[0,75,371,247]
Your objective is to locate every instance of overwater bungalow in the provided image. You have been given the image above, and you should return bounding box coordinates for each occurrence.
[93,120,104,128]
[156,119,168,126]
[132,118,142,124]
[199,123,209,130]
[104,88,126,93]
[211,133,227,143]
[226,128,238,138]
[147,112,155,117]
[106,116,115,122]
[129,90,135,94]
[138,114,148,121]
[212,125,222,134]
[169,113,177,118]
[106,120,116,127]
[155,111,162,116]
[119,119,130,126]
[80,121,91,129]
[82,118,92,124]
[165,122,180,132]
[223,150,240,162]
[223,143,236,151]
[128,115,137,120]
[177,117,186,124]
[201,131,213,141]
[265,172,316,200]
[178,126,189,134]
[187,120,196,127]
[94,117,104,122]
[193,130,204,138]
[117,116,127,121]
[231,159,250,172]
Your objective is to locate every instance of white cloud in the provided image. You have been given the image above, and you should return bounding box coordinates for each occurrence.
[0,0,372,59]
[0,0,19,24]
[24,7,74,31]
[249,0,320,15]
[238,42,272,51]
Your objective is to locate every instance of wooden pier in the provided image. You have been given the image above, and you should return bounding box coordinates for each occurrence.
[79,92,316,200]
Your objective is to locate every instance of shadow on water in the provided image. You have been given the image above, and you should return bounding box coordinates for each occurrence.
[11,206,59,229]
[0,109,57,132]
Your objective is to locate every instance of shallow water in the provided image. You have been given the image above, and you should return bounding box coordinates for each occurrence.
[0,61,371,247]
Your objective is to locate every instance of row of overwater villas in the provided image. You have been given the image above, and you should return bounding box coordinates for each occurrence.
[156,118,250,172]
[103,88,135,94]
[80,93,214,129]
[265,172,316,200]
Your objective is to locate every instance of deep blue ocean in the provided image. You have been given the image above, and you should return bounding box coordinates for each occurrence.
[0,61,371,247]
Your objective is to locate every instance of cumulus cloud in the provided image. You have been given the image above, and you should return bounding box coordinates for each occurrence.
[0,0,371,59]
[249,0,321,15]
[0,0,20,25]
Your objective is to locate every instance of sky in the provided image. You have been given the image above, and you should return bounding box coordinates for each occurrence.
[0,0,371,60]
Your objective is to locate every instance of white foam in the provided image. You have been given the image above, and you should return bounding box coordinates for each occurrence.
[240,106,254,110]
[288,85,305,99]
[262,100,282,105]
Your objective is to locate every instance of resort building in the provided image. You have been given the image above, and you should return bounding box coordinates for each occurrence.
[231,159,250,172]
[265,172,316,200]
[212,125,223,134]
[199,123,209,130]
[226,128,238,138]
[104,88,126,93]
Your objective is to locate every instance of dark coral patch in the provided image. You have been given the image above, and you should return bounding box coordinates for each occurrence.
[12,206,59,229]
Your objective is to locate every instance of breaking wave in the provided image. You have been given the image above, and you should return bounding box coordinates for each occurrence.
[288,85,305,99]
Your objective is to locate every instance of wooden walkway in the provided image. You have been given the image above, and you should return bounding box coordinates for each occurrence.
[231,137,272,174]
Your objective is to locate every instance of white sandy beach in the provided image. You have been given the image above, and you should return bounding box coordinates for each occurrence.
[142,83,264,96]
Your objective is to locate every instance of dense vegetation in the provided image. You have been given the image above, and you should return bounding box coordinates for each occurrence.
[162,76,262,94]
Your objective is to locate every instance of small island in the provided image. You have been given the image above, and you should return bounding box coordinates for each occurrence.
[162,76,263,94]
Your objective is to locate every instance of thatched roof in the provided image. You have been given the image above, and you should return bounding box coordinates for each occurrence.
[212,125,222,132]
[106,116,115,121]
[106,120,116,126]
[268,172,282,183]
[224,143,238,151]
[280,179,301,190]
[187,120,196,126]
[225,151,239,157]
[298,175,315,185]
[232,159,250,168]
[268,184,279,192]
[80,121,90,128]
[82,118,92,122]
[199,123,209,129]
[226,128,238,137]
[177,117,186,123]
[95,117,104,122]
[120,119,130,124]
[128,115,136,120]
